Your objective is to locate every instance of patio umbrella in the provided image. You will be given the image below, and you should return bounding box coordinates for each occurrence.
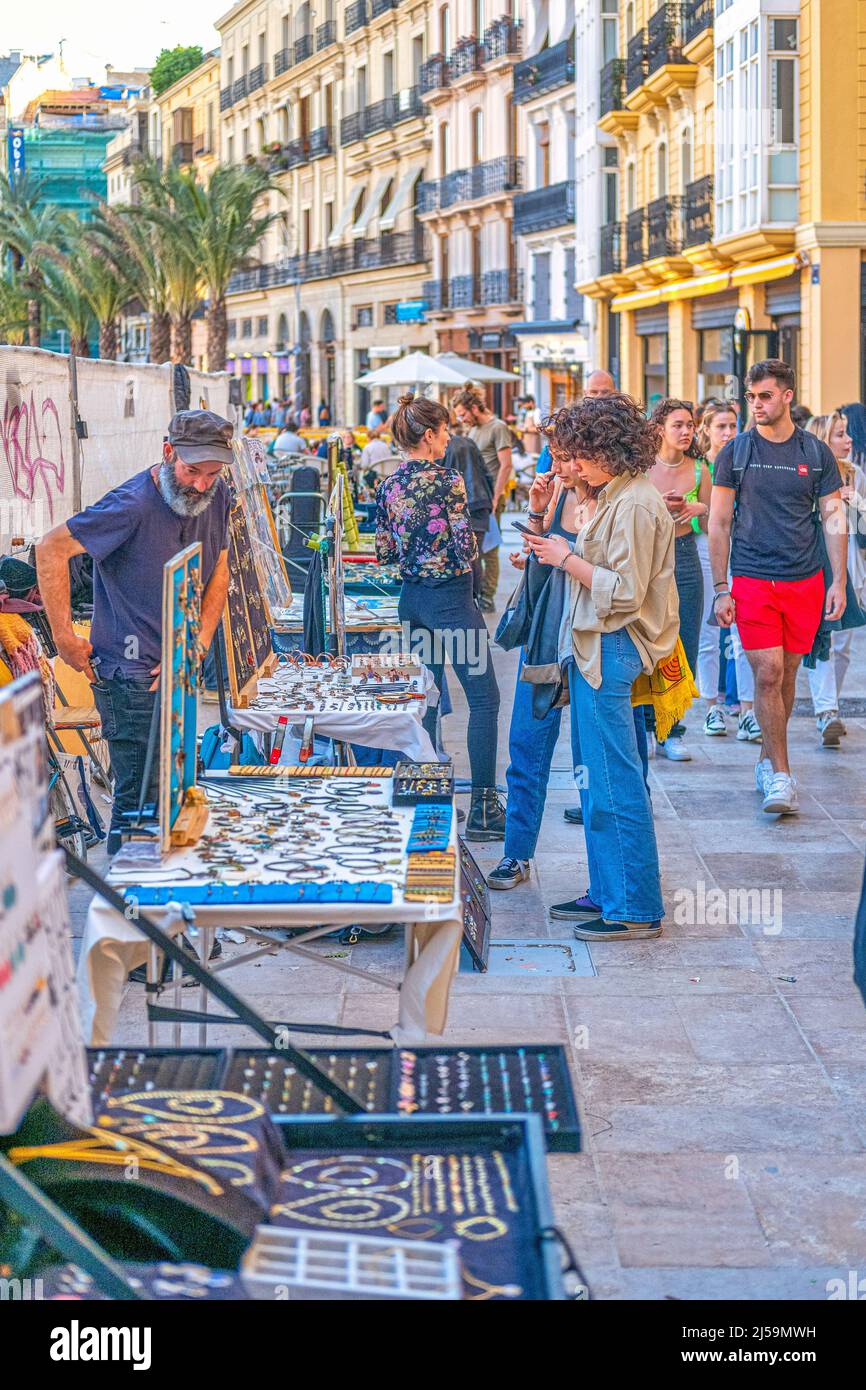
[436,351,521,384]
[355,351,467,390]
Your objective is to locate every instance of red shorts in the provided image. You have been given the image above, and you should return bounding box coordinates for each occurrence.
[731,572,824,654]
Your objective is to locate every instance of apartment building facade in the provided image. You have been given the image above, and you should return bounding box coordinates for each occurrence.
[418,0,524,408]
[511,0,586,410]
[157,52,222,181]
[578,0,866,414]
[218,0,433,419]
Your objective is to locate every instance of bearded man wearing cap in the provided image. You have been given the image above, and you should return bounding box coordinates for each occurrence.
[36,409,233,854]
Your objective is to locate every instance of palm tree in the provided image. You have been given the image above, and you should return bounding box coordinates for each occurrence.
[0,270,28,344]
[130,158,200,364]
[36,220,132,360]
[139,161,280,369]
[0,174,64,347]
[85,203,171,362]
[38,252,93,358]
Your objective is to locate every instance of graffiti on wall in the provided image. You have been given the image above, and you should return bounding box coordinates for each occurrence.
[0,390,66,525]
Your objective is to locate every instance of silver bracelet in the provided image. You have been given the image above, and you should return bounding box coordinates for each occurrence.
[527,509,546,521]
[557,552,571,571]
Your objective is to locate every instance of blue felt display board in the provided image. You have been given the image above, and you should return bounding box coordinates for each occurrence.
[159,545,202,852]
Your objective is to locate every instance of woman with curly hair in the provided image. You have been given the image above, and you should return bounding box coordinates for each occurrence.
[644,399,711,759]
[523,395,677,941]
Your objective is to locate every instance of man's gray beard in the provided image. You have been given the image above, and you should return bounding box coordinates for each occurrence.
[158,461,216,517]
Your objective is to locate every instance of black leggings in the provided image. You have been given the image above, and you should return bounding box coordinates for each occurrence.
[399,573,500,788]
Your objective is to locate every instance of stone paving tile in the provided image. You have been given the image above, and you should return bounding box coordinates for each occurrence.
[673,995,814,1064]
[596,1153,772,1268]
[579,1059,838,1108]
[562,966,775,998]
[619,1267,842,1300]
[740,1154,866,1264]
[590,1103,863,1154]
[564,995,698,1062]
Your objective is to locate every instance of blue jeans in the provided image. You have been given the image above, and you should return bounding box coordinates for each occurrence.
[568,633,664,923]
[504,650,650,862]
[91,672,159,852]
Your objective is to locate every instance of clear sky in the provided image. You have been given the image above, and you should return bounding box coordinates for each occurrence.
[7,1,223,83]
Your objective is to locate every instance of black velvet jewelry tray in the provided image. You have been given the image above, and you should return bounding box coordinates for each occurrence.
[87,1044,581,1152]
[270,1114,564,1300]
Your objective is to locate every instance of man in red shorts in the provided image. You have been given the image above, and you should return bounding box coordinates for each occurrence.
[708,360,846,814]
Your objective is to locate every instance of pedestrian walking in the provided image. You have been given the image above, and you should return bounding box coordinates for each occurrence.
[583,369,616,398]
[522,395,676,941]
[521,394,543,456]
[646,399,711,760]
[709,359,846,814]
[35,410,232,855]
[375,394,504,841]
[804,411,866,744]
[451,386,513,612]
[695,402,761,743]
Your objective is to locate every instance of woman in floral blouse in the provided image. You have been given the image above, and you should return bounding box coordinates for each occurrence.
[375,394,505,841]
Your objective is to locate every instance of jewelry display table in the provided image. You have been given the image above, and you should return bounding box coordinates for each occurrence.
[228,661,436,762]
[77,771,462,1048]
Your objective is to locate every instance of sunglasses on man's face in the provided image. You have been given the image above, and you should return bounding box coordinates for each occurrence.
[744,390,778,403]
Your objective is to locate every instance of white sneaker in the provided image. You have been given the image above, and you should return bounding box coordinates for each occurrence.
[703,705,727,737]
[817,711,844,747]
[657,739,692,761]
[754,757,773,794]
[737,711,762,742]
[762,772,799,815]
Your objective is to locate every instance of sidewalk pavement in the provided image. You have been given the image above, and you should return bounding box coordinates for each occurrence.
[69,524,866,1300]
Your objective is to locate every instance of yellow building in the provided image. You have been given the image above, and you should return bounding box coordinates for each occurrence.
[217,0,433,420]
[580,0,866,415]
[156,50,221,182]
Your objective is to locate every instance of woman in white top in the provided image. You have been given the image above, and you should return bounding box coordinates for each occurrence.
[804,412,866,745]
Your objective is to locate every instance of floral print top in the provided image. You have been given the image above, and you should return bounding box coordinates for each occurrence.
[375,458,477,579]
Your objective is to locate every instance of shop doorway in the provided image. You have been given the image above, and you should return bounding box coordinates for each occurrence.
[733,329,779,419]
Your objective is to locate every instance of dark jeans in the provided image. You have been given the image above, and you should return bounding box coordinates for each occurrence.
[649,532,704,742]
[91,672,159,852]
[399,572,500,789]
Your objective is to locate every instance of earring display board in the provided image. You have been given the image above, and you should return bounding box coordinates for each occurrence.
[159,544,207,854]
[229,438,292,625]
[222,471,280,707]
[0,673,91,1134]
[85,1044,581,1152]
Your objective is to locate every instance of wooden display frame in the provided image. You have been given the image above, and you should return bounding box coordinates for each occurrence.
[229,438,292,626]
[159,545,207,853]
[221,465,280,708]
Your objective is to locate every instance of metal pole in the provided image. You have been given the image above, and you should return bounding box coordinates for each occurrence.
[68,350,82,513]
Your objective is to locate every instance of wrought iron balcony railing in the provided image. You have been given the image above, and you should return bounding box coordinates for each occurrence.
[228,227,427,294]
[232,75,248,103]
[512,37,575,103]
[308,125,333,158]
[625,207,647,266]
[294,34,314,64]
[647,194,683,258]
[683,174,713,246]
[274,47,292,76]
[345,0,368,35]
[600,57,625,115]
[423,279,449,310]
[220,85,233,111]
[684,0,713,45]
[420,53,450,94]
[450,274,480,308]
[483,16,522,61]
[647,3,686,75]
[418,155,524,213]
[482,268,523,305]
[316,20,337,49]
[600,221,624,275]
[340,89,424,144]
[626,30,647,94]
[172,141,193,164]
[372,0,398,15]
[285,137,310,168]
[512,180,576,236]
[248,62,268,92]
[450,38,484,80]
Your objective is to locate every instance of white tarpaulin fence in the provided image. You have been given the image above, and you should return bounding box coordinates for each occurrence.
[0,346,231,543]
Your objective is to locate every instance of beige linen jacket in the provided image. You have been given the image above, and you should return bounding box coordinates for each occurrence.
[566,470,679,689]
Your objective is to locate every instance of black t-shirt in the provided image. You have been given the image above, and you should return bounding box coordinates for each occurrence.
[713,428,841,580]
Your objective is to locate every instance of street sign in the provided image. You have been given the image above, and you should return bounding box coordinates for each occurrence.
[7,128,25,182]
[395,300,427,323]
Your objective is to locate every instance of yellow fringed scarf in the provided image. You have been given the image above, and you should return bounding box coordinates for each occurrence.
[0,612,55,713]
[631,637,698,744]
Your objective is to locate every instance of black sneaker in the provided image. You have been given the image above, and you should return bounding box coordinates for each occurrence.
[549,892,602,920]
[563,805,583,825]
[572,918,662,941]
[487,857,530,891]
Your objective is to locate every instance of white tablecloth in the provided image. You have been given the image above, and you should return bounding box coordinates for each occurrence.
[77,774,461,1046]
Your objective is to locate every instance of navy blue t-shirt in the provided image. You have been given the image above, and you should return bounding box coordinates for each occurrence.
[67,468,230,678]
